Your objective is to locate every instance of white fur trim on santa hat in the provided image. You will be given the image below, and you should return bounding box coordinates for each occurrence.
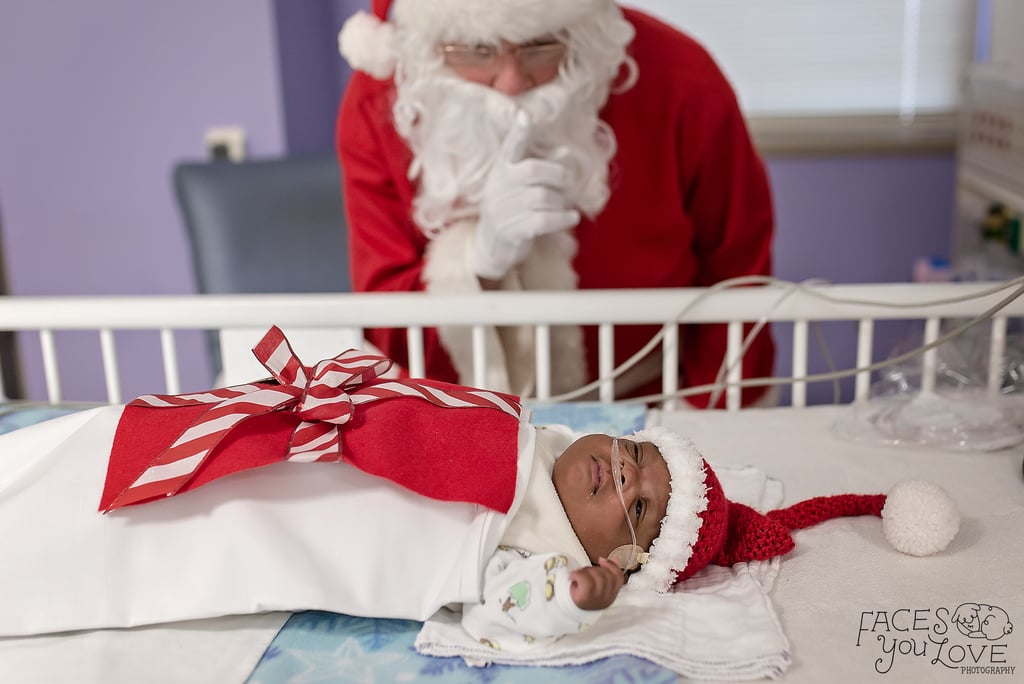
[624,426,709,593]
[393,0,615,44]
[339,0,623,79]
[881,480,960,556]
[338,10,397,80]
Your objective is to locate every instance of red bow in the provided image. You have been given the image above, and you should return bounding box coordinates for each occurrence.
[102,326,521,511]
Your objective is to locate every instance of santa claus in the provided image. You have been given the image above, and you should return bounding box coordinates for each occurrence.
[337,0,776,405]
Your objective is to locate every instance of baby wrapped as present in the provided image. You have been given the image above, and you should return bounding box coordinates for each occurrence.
[0,327,959,650]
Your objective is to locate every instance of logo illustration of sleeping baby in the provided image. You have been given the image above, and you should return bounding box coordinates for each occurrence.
[953,603,1014,640]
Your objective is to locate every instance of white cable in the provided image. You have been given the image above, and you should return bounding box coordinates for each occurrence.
[627,281,1024,406]
[707,276,1024,406]
[787,274,1024,309]
[707,277,851,408]
[705,278,823,407]
[546,276,819,403]
[544,274,1024,406]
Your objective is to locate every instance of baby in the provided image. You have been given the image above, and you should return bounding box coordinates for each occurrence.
[551,432,671,604]
[90,328,957,653]
[461,426,673,650]
[96,351,682,650]
[0,327,952,646]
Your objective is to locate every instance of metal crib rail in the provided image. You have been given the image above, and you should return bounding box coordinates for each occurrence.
[2,282,1023,408]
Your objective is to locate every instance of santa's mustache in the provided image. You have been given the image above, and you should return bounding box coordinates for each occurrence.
[400,74,578,153]
[394,72,614,233]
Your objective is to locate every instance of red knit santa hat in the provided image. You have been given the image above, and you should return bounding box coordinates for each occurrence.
[626,426,961,593]
[338,0,618,80]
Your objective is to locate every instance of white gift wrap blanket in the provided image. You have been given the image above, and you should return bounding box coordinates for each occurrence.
[0,405,536,636]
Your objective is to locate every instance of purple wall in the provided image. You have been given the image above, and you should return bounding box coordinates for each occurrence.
[0,0,287,400]
[273,0,356,154]
[0,1,958,404]
[768,154,957,403]
[771,155,955,284]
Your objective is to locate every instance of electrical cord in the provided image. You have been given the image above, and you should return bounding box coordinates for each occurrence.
[701,275,1024,407]
[546,276,824,403]
[704,278,825,408]
[543,275,1024,407]
[630,279,1024,406]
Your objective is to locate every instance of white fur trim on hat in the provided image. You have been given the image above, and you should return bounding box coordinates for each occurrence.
[338,10,397,80]
[624,426,709,593]
[339,0,622,79]
[393,0,614,44]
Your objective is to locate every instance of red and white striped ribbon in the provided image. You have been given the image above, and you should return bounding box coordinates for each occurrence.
[108,326,521,508]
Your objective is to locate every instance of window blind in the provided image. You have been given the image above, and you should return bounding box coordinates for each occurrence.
[626,0,975,120]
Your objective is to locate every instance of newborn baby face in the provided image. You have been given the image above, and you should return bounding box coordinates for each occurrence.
[552,434,671,564]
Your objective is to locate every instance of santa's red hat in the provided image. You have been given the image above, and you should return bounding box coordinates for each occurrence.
[627,427,961,593]
[338,0,619,80]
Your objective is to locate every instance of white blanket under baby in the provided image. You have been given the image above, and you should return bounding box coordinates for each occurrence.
[416,465,792,680]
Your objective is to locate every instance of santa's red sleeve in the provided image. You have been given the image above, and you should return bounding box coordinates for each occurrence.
[676,50,775,408]
[335,72,459,383]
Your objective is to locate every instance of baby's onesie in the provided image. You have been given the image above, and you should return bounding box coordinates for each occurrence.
[461,425,606,651]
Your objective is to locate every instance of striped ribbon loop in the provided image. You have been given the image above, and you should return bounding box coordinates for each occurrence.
[108,325,522,509]
[253,328,397,461]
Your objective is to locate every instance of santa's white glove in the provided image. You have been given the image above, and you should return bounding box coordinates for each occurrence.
[472,111,580,280]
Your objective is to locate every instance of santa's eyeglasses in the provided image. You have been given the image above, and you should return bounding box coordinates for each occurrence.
[438,38,567,72]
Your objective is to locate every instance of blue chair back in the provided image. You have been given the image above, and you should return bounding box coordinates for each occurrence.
[173,155,351,377]
[173,155,351,295]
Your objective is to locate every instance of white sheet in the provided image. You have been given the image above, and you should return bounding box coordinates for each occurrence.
[0,613,288,684]
[652,405,1024,684]
[416,466,792,680]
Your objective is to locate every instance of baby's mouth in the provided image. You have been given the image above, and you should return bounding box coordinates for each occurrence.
[590,457,605,496]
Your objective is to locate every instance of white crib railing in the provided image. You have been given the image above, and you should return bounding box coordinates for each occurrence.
[2,282,1023,409]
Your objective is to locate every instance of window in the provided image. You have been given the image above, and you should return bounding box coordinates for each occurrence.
[628,1,977,152]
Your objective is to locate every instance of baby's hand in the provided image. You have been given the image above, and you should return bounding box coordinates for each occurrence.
[569,557,625,611]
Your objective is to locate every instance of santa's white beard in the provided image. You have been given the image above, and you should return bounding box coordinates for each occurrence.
[393,70,615,235]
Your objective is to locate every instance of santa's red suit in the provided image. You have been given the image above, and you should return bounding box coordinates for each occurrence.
[336,7,775,407]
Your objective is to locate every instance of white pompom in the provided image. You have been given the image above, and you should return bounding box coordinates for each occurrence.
[881,480,959,556]
[338,11,397,80]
